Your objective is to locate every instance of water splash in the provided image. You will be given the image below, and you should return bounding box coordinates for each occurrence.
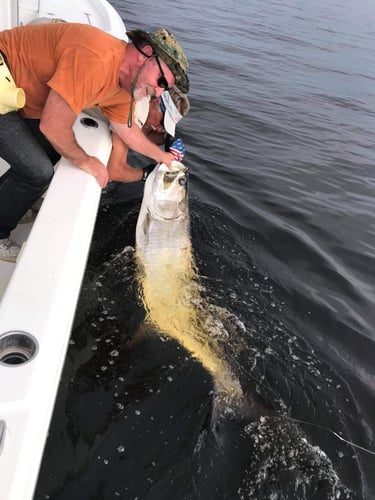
[239,416,358,499]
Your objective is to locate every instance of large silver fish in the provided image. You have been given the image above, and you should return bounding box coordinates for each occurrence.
[135,162,244,404]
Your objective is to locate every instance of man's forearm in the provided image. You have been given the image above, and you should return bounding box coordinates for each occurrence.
[40,122,89,167]
[111,121,166,163]
[40,88,89,167]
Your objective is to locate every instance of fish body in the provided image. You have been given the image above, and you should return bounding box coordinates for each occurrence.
[135,162,244,402]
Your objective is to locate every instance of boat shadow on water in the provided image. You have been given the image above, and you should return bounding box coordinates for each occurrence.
[34,194,368,500]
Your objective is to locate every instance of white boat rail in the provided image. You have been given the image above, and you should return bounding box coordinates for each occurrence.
[0,1,127,498]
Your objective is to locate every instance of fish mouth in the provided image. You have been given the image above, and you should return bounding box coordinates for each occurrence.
[149,196,187,221]
[159,163,188,175]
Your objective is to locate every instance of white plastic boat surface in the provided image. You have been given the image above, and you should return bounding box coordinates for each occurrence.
[0,1,127,499]
[0,0,127,36]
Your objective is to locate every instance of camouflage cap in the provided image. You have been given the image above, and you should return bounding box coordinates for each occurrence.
[127,28,190,94]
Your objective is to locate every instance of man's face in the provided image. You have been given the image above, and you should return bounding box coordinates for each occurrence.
[145,97,165,133]
[133,57,175,101]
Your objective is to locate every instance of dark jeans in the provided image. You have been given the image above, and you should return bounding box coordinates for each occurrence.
[0,112,60,239]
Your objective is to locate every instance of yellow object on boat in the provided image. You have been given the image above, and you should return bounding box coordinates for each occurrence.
[0,52,25,115]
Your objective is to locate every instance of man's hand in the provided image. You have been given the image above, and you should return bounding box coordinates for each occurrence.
[77,156,109,188]
[40,90,109,188]
[159,151,175,169]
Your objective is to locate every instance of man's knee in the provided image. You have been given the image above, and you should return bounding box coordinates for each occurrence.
[16,158,54,188]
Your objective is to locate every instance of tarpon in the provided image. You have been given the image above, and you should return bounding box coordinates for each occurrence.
[135,162,244,406]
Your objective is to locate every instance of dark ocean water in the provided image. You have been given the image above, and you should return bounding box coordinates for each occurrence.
[35,0,375,498]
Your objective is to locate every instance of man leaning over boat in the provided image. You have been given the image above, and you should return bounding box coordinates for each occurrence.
[0,23,189,262]
[107,84,190,183]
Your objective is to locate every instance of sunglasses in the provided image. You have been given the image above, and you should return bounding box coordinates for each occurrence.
[155,56,171,91]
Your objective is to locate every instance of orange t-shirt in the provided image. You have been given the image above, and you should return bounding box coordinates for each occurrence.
[0,22,132,122]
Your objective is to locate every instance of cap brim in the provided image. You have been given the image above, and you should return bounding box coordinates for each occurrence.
[161,91,182,137]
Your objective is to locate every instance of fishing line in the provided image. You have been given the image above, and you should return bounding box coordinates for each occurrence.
[275,415,375,456]
[231,357,375,457]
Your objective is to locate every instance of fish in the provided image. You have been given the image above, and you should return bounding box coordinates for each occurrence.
[135,162,245,409]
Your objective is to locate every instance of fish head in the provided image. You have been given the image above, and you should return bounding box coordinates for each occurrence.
[147,161,188,220]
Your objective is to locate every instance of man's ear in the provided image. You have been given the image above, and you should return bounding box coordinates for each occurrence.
[142,44,154,57]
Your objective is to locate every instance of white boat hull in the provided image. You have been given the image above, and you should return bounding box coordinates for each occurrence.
[0,1,127,498]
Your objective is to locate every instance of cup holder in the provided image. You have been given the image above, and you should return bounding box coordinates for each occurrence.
[80,117,99,128]
[0,331,38,366]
